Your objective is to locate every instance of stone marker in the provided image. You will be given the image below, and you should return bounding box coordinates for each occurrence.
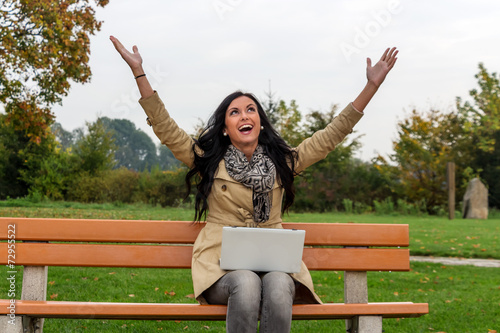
[462,178,488,219]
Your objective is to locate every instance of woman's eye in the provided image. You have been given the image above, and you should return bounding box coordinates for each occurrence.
[248,107,256,112]
[230,110,239,115]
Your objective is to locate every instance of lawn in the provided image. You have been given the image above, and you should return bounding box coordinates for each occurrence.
[1,202,499,332]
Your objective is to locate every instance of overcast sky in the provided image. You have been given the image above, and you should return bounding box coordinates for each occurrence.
[51,0,500,161]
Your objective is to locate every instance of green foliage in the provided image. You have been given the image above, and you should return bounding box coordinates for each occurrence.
[157,144,181,170]
[457,64,500,208]
[0,112,63,199]
[135,165,188,207]
[72,118,116,175]
[373,197,395,215]
[100,117,159,171]
[375,108,473,214]
[342,198,353,213]
[0,0,109,200]
[67,168,139,203]
[262,91,304,146]
[293,106,391,212]
[24,147,72,200]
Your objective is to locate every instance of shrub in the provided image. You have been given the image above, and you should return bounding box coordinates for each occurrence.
[103,168,140,203]
[373,198,395,215]
[66,172,109,203]
[136,166,188,207]
[353,201,372,214]
[342,198,353,213]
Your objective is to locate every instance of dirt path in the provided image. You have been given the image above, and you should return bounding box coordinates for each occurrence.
[410,256,500,268]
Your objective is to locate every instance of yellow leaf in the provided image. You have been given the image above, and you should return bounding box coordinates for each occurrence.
[50,293,58,299]
[48,281,55,286]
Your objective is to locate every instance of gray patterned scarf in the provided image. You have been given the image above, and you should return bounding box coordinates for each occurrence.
[224,144,276,222]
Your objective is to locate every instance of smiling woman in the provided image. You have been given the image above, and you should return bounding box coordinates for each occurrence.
[110,35,398,333]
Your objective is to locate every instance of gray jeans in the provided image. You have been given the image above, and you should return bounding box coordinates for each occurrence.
[203,270,296,333]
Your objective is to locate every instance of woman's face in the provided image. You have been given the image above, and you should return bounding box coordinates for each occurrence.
[224,96,261,153]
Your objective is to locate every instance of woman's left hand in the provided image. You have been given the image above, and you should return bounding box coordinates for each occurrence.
[366,47,398,88]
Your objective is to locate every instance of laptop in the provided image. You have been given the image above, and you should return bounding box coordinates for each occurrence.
[219,226,306,273]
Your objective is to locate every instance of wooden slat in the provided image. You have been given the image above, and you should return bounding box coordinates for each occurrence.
[0,243,194,268]
[0,300,429,320]
[0,217,409,246]
[287,222,409,247]
[0,218,205,244]
[0,243,409,271]
[303,248,410,271]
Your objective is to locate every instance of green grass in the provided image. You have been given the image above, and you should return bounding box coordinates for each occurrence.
[1,202,500,332]
[1,263,498,332]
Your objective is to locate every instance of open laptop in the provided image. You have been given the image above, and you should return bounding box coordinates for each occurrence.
[219,226,306,273]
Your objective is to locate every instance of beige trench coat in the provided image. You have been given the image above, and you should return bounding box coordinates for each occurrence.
[139,92,363,305]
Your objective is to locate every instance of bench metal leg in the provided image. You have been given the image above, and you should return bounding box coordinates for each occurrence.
[21,266,48,333]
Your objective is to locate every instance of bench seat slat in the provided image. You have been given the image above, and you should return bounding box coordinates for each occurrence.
[0,243,409,271]
[0,218,409,246]
[0,300,429,320]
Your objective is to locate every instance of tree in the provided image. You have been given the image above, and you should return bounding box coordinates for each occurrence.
[100,117,159,171]
[1,0,109,140]
[72,118,116,175]
[0,0,109,198]
[375,108,473,213]
[158,144,180,170]
[457,63,500,208]
[293,106,388,212]
[52,122,75,150]
[262,91,304,146]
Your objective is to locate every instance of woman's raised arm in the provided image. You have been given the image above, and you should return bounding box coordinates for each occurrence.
[352,47,398,112]
[110,35,154,99]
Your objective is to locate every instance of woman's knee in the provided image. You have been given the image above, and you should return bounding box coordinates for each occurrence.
[226,270,262,297]
[261,272,295,300]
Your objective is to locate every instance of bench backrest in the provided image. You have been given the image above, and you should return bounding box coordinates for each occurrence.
[0,217,410,272]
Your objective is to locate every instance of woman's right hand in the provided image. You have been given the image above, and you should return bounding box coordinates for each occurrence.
[110,35,154,99]
[110,35,144,76]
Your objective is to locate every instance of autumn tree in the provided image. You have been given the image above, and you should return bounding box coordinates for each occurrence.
[0,0,109,198]
[375,108,473,213]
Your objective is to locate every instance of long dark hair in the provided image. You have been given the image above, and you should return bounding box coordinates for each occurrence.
[185,91,297,221]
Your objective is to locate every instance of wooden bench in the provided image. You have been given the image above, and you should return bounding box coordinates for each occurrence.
[0,217,428,332]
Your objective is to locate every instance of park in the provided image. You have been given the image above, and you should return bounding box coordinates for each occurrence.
[1,1,500,332]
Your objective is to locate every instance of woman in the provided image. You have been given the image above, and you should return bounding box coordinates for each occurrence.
[110,36,397,333]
